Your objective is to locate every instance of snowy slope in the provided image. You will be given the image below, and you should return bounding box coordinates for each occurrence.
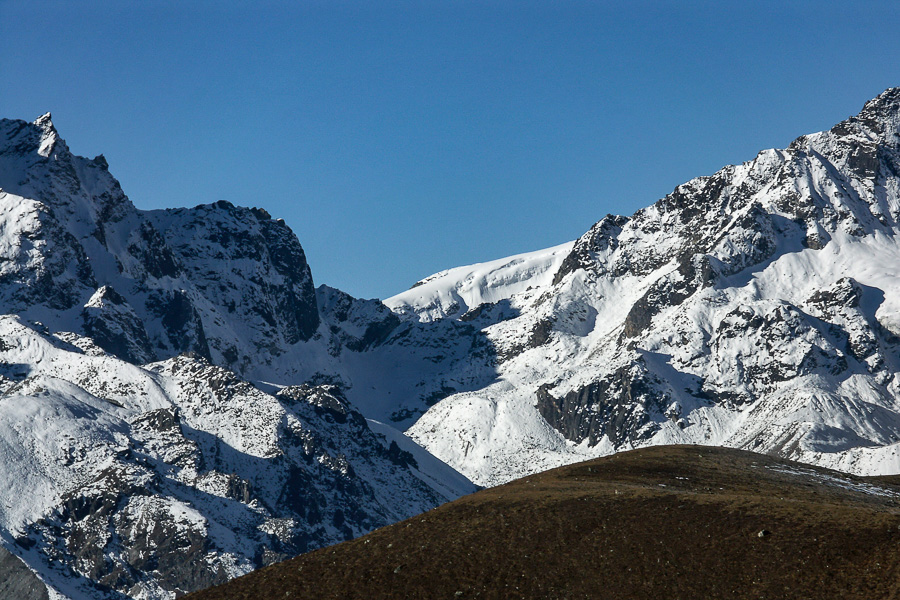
[385,241,574,322]
[402,88,900,485]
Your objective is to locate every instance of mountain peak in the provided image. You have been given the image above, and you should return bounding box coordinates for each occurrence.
[832,86,900,139]
[860,87,900,123]
[33,111,53,127]
[863,86,900,112]
[31,111,65,158]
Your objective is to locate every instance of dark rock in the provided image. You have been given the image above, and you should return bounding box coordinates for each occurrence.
[714,303,850,388]
[127,222,181,279]
[536,361,668,447]
[81,285,155,364]
[259,218,319,343]
[386,440,418,470]
[622,254,716,339]
[553,214,628,283]
[807,278,862,312]
[225,474,254,504]
[131,406,180,433]
[151,289,211,359]
[278,384,362,426]
[0,546,49,600]
[528,318,555,348]
[347,313,401,352]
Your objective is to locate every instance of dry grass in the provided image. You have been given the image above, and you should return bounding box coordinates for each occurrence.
[186,446,900,600]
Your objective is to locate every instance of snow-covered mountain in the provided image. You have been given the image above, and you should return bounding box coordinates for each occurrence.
[0,114,476,599]
[7,87,900,598]
[396,87,900,486]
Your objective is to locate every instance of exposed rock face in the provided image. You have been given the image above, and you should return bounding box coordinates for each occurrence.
[536,361,669,447]
[81,286,154,364]
[316,286,401,353]
[553,214,628,283]
[0,546,48,600]
[150,201,320,358]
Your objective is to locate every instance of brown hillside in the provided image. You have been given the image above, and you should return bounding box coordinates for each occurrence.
[186,446,900,600]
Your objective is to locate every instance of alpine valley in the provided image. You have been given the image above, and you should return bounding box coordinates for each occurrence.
[2,87,900,598]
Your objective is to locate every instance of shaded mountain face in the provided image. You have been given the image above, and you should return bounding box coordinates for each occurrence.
[393,88,900,485]
[184,445,900,600]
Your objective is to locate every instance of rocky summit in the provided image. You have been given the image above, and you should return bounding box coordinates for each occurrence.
[4,88,900,598]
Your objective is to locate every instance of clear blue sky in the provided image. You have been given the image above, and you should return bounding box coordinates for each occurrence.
[2,1,899,299]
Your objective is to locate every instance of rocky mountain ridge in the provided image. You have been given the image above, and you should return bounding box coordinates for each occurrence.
[394,87,900,485]
[0,112,503,428]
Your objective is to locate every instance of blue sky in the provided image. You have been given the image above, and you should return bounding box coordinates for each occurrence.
[2,1,899,299]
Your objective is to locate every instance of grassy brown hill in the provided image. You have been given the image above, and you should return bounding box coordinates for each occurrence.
[186,446,900,600]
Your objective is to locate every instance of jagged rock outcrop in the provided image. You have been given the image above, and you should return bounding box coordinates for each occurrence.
[0,546,48,600]
[81,286,154,364]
